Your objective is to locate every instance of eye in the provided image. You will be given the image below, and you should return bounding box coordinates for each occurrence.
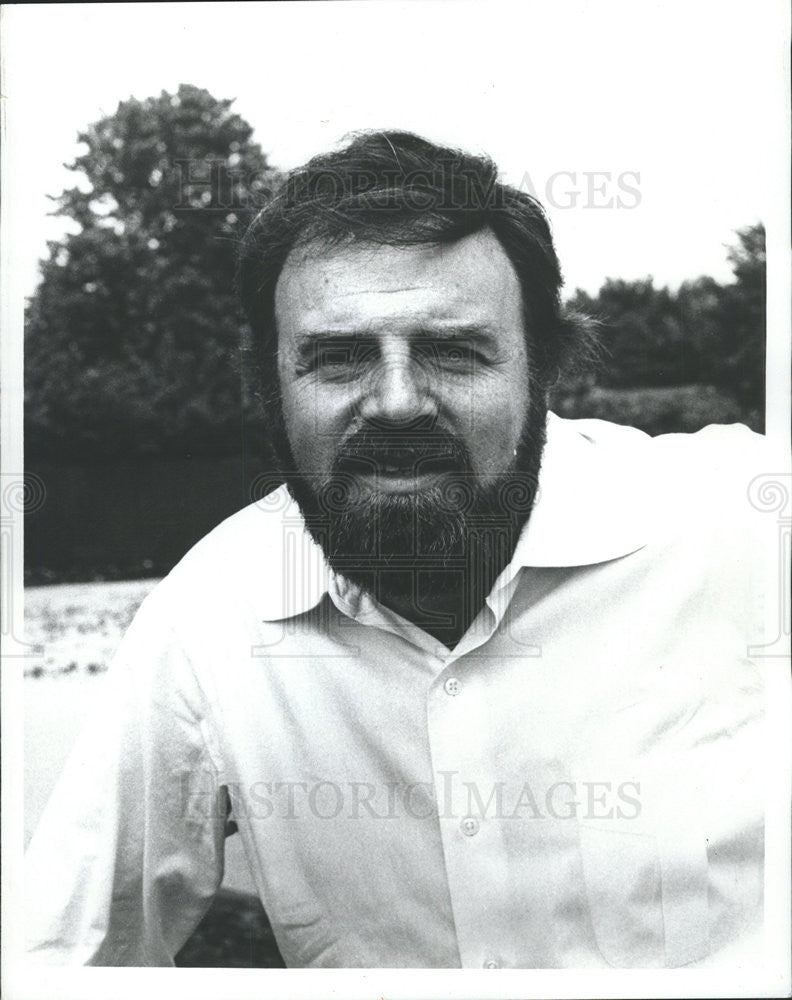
[415,340,478,368]
[307,339,378,379]
[322,346,355,367]
[436,343,473,364]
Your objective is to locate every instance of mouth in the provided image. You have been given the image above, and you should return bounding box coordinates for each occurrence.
[360,467,444,492]
[336,449,462,492]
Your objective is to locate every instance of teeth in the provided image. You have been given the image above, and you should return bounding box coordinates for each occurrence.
[378,465,416,475]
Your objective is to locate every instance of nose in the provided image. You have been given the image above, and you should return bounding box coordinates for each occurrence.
[357,349,436,427]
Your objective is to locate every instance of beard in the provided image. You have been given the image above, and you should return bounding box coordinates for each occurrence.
[283,392,548,610]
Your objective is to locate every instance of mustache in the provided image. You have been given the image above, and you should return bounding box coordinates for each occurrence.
[333,427,473,475]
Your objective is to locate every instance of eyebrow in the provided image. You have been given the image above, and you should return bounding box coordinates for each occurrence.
[294,323,500,349]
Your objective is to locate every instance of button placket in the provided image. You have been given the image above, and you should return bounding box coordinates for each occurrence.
[428,659,514,968]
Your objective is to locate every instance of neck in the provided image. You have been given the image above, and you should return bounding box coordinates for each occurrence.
[375,573,479,649]
[364,532,519,648]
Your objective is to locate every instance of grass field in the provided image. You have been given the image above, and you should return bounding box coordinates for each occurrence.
[24,578,159,677]
[25,578,285,967]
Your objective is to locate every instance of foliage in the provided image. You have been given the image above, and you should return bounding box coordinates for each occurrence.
[551,383,746,436]
[556,223,765,432]
[713,223,766,412]
[25,85,279,459]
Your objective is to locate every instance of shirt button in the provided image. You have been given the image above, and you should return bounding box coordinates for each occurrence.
[461,816,480,836]
[484,959,499,969]
[443,677,461,696]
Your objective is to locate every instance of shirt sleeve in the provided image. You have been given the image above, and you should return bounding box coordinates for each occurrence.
[24,589,228,966]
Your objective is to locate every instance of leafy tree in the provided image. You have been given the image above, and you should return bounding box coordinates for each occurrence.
[568,278,696,388]
[26,85,280,459]
[713,223,766,418]
[557,224,766,433]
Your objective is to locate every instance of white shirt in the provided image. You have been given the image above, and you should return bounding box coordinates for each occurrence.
[25,415,776,967]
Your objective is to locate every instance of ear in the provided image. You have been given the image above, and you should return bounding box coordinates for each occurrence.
[555,306,604,378]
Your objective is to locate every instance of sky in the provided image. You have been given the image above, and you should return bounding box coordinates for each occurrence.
[3,0,788,299]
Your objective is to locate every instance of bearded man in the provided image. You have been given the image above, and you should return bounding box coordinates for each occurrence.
[25,132,774,969]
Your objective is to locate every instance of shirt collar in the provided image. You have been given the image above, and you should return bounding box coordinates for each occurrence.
[257,413,650,622]
[511,411,649,568]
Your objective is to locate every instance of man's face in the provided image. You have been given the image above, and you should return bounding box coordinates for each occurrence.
[274,228,546,594]
[276,229,531,491]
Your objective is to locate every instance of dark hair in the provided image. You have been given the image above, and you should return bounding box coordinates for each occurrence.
[238,130,593,461]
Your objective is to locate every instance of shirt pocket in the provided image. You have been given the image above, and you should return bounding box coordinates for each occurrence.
[573,770,710,968]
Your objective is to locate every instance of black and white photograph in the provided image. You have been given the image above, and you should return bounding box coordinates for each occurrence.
[2,2,790,998]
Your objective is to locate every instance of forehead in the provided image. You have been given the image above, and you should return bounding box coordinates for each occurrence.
[274,229,524,338]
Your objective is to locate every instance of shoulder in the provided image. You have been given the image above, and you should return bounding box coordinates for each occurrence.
[141,484,325,624]
[551,413,771,486]
[547,413,777,543]
[553,412,764,456]
[642,421,775,521]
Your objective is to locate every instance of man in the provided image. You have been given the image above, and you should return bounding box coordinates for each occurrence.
[26,131,774,968]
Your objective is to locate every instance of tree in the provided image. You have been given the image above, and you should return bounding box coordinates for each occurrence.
[556,224,766,433]
[714,222,766,419]
[568,278,696,388]
[25,85,280,459]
